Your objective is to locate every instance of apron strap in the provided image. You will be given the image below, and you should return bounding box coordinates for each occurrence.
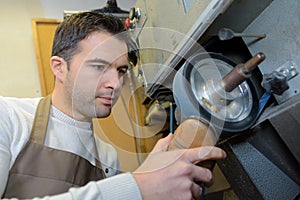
[30,95,51,144]
[93,139,103,168]
[30,95,104,171]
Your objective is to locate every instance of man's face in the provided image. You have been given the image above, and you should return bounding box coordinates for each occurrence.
[64,32,129,121]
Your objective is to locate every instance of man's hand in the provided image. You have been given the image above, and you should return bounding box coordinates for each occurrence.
[133,134,226,200]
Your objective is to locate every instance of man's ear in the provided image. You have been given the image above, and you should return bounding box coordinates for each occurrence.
[50,56,66,83]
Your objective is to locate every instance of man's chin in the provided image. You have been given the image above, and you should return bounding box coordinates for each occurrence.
[95,109,112,118]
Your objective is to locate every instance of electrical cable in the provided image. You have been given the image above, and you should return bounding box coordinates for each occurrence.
[169,102,174,134]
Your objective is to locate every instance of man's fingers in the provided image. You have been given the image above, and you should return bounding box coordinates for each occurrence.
[191,182,202,200]
[190,164,213,183]
[151,134,173,153]
[185,146,226,164]
[136,145,226,173]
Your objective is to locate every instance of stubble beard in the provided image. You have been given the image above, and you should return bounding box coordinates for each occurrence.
[94,99,113,119]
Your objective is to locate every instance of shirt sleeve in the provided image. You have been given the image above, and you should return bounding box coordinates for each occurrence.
[29,173,142,200]
[0,99,13,196]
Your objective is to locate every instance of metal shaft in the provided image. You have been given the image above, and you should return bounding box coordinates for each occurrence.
[221,52,266,92]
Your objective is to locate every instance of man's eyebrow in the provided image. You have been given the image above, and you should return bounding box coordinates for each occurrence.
[86,58,129,69]
[86,58,111,65]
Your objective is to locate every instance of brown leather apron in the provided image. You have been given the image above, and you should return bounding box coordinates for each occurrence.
[2,95,105,199]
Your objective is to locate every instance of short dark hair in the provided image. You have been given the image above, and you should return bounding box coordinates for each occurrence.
[51,11,137,66]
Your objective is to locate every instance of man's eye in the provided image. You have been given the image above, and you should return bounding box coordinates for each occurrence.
[93,65,105,70]
[118,68,128,76]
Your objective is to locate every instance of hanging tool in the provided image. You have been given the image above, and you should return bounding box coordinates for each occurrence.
[218,28,266,41]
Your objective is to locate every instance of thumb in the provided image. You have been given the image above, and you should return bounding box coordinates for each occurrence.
[151,133,173,153]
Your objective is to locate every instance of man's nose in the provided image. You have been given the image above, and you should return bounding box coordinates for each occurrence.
[103,68,121,89]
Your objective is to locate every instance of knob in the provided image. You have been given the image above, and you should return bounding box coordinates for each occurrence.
[129,7,136,20]
[262,71,289,95]
[125,17,138,29]
[129,7,141,20]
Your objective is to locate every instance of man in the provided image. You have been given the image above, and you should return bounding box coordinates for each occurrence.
[0,11,226,199]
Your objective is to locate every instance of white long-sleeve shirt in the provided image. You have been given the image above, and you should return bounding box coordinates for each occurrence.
[0,96,142,200]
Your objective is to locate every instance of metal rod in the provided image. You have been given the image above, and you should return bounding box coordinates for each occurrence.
[221,52,266,92]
